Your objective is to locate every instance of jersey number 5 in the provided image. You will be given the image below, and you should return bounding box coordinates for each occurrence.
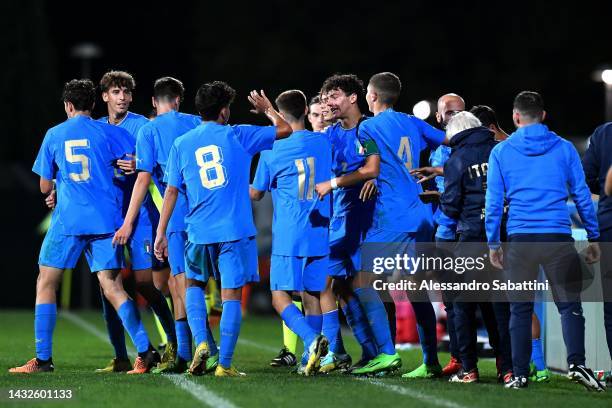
[65,139,91,182]
[295,157,316,200]
[195,145,228,189]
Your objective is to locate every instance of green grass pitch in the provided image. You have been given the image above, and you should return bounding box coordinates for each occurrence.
[1,310,611,408]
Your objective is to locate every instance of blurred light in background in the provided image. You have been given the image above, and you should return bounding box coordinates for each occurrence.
[413,100,432,120]
[602,69,612,85]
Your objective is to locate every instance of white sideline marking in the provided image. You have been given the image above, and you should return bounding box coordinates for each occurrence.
[238,335,467,408]
[360,378,468,408]
[61,311,239,408]
[237,338,278,353]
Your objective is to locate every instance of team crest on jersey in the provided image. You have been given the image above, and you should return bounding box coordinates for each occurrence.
[355,138,365,155]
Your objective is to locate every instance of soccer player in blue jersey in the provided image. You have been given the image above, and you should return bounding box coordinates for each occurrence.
[327,72,448,377]
[315,74,385,373]
[94,71,176,373]
[154,81,292,376]
[251,90,332,375]
[10,79,155,374]
[113,77,215,374]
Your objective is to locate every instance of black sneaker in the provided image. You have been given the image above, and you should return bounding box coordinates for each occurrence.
[270,347,297,367]
[504,375,528,389]
[347,356,370,373]
[567,364,605,392]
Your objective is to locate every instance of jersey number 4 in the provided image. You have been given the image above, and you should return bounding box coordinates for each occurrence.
[65,139,91,182]
[195,145,228,190]
[397,136,413,170]
[295,157,315,200]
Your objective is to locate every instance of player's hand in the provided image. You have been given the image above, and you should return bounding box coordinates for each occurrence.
[410,166,443,184]
[112,223,133,247]
[248,90,273,115]
[154,234,168,261]
[117,154,136,175]
[359,180,378,201]
[419,190,441,204]
[45,190,56,209]
[584,242,600,264]
[489,247,504,269]
[316,180,333,200]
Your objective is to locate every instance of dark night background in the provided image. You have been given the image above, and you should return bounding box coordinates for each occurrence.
[1,1,611,307]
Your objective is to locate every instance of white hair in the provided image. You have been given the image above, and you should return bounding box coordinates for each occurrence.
[446,111,482,139]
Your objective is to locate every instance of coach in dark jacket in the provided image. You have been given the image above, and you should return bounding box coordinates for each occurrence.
[441,122,497,237]
[582,122,612,364]
[439,111,512,383]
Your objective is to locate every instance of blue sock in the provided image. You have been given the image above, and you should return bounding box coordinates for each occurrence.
[117,300,150,353]
[186,287,208,346]
[207,320,218,356]
[343,299,378,359]
[354,287,395,355]
[219,300,242,368]
[175,319,192,361]
[280,303,317,347]
[322,310,341,353]
[35,303,57,361]
[531,338,546,371]
[304,314,323,354]
[101,291,128,360]
[412,301,439,366]
[149,290,176,344]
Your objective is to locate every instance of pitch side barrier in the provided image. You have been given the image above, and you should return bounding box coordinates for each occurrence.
[361,241,611,303]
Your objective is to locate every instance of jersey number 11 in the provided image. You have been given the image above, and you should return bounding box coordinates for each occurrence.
[295,157,315,201]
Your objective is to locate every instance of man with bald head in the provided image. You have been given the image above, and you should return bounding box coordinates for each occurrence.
[429,94,465,376]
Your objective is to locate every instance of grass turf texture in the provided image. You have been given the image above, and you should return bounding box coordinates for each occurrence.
[0,310,610,408]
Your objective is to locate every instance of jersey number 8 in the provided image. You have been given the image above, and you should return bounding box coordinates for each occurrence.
[65,139,91,182]
[195,145,228,189]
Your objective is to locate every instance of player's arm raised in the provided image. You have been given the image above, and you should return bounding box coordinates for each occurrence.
[248,90,292,140]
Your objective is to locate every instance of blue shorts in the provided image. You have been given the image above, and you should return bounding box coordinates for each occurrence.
[167,231,187,276]
[127,222,155,271]
[329,215,362,278]
[185,236,259,289]
[39,225,122,273]
[270,255,328,292]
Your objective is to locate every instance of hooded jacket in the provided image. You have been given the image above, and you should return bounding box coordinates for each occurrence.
[485,123,599,248]
[440,126,497,236]
[582,122,612,232]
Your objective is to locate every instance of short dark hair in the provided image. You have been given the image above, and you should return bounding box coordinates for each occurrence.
[153,76,184,102]
[369,72,401,105]
[470,105,499,128]
[195,81,236,121]
[99,70,136,92]
[320,74,364,99]
[513,91,544,120]
[62,79,96,111]
[309,95,321,106]
[275,90,307,122]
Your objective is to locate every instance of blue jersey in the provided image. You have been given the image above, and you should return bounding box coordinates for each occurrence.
[97,111,149,136]
[358,108,445,232]
[429,145,452,193]
[32,115,129,235]
[97,112,157,227]
[325,120,371,218]
[165,122,276,244]
[136,110,201,232]
[252,130,332,257]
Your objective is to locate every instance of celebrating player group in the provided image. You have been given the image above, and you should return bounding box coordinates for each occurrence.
[9,69,612,392]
